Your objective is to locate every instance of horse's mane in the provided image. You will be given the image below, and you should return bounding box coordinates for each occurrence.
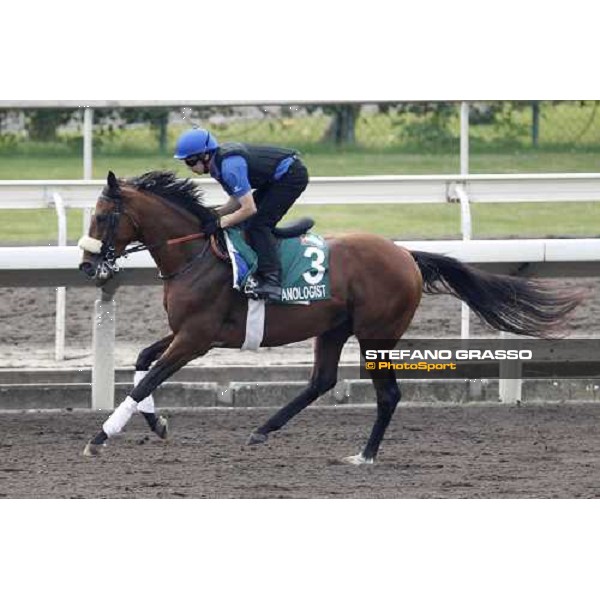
[125,171,217,223]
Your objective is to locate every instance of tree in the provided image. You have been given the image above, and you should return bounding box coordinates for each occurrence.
[26,109,74,141]
[92,107,172,153]
[121,108,171,153]
[321,104,361,146]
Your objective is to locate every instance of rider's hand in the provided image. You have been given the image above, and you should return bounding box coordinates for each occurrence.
[203,217,221,236]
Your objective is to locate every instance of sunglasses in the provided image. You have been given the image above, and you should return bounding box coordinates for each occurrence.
[184,154,203,167]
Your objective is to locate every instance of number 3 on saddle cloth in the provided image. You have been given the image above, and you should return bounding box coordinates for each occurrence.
[223,223,331,305]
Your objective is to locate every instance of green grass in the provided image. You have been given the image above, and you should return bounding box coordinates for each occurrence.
[286,204,461,239]
[289,202,600,240]
[0,209,85,244]
[0,155,186,180]
[2,202,599,245]
[1,115,599,243]
[0,149,598,181]
[303,151,600,176]
[471,202,600,239]
[0,149,598,244]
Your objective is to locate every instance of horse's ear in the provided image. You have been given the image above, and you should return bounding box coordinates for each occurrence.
[107,171,119,190]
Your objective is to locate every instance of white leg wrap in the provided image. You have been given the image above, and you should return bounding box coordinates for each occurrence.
[102,396,138,437]
[137,397,155,413]
[133,370,155,413]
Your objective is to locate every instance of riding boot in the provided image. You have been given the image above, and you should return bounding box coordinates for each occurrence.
[248,226,282,302]
[254,269,282,301]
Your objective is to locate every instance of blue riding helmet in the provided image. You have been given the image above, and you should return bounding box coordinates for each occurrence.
[173,128,219,159]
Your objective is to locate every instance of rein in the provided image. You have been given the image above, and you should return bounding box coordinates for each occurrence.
[157,234,212,280]
[124,232,228,262]
[122,231,206,258]
[129,232,228,280]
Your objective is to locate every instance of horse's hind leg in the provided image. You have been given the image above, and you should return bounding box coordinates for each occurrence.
[344,340,401,465]
[133,334,174,439]
[345,371,400,464]
[247,321,352,445]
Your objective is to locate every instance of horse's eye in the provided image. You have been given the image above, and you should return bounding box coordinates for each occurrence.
[96,214,108,224]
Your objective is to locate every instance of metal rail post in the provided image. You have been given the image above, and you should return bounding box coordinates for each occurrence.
[51,192,67,361]
[454,183,472,339]
[82,107,94,233]
[91,285,117,410]
[459,102,471,340]
[499,331,522,403]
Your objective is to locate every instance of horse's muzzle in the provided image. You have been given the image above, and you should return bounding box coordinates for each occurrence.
[79,260,97,279]
[79,257,117,283]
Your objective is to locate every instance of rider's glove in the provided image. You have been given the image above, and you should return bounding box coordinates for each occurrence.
[203,217,221,236]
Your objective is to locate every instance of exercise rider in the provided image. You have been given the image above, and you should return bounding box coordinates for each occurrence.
[174,128,309,301]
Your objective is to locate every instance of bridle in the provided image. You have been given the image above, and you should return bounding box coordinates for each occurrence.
[92,190,227,281]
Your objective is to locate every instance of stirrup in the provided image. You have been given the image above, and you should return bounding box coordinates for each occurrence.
[253,282,282,301]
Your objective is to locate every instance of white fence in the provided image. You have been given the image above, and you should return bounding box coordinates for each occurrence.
[1,238,600,409]
[3,172,600,207]
[3,172,600,261]
[1,173,600,409]
[4,237,600,283]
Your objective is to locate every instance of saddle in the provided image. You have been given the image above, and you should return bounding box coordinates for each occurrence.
[272,217,315,239]
[213,217,315,258]
[219,218,331,305]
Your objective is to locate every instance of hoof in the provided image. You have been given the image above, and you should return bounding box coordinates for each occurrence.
[153,416,169,440]
[83,441,105,457]
[247,432,268,446]
[342,453,374,465]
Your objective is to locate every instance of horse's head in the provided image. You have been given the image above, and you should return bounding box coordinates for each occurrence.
[78,171,139,283]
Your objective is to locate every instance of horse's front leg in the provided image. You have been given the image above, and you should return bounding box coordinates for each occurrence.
[133,334,174,439]
[83,332,208,456]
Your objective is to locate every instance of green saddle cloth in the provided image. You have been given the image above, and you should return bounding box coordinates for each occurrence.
[224,228,331,304]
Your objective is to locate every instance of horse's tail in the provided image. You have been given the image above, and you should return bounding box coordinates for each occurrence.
[410,250,585,338]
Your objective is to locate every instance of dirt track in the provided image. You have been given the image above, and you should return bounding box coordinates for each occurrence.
[2,404,600,498]
[0,276,599,368]
[1,278,600,499]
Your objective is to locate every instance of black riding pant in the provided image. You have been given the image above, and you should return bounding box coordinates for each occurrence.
[245,160,309,276]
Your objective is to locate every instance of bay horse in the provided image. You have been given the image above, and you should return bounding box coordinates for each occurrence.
[79,171,583,463]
